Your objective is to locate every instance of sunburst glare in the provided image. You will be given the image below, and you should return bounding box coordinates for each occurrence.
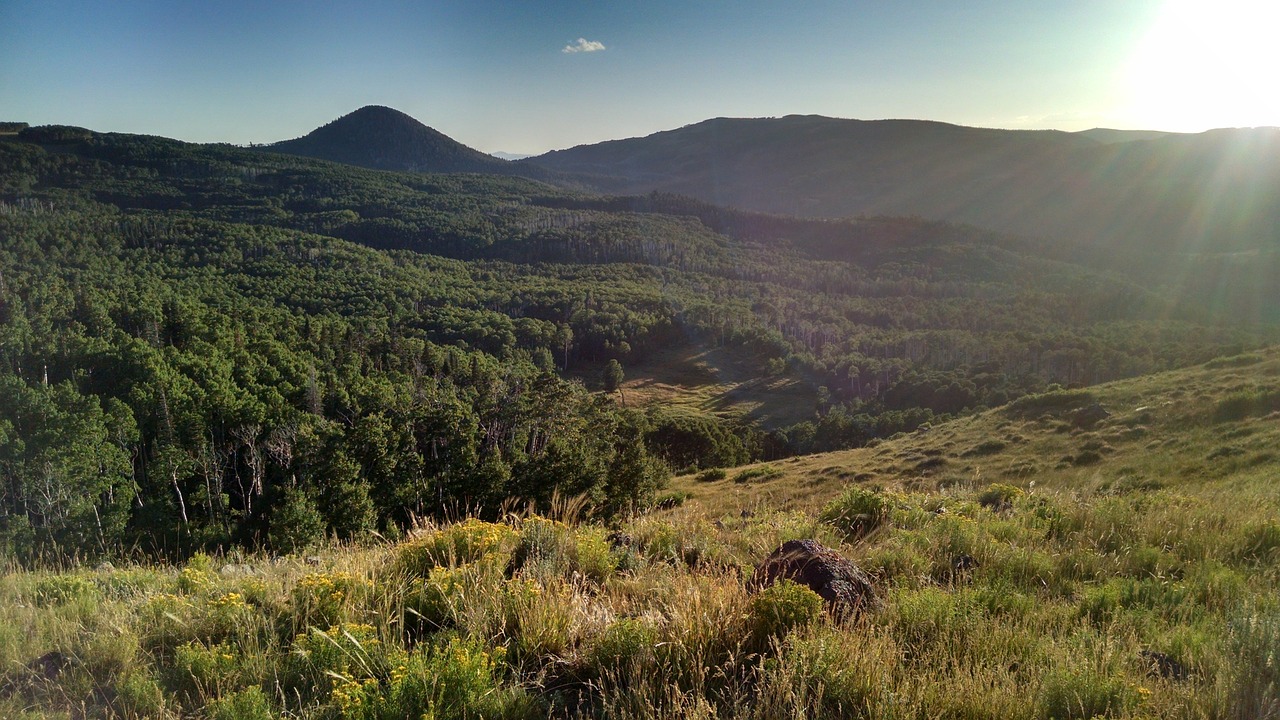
[1123,0,1280,130]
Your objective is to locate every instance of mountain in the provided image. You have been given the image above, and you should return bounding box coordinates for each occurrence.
[1074,127,1183,144]
[265,105,515,175]
[523,115,1280,258]
[491,151,534,161]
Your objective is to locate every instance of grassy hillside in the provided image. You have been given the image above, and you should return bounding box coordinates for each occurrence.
[670,347,1280,514]
[3,351,1277,719]
[581,341,819,429]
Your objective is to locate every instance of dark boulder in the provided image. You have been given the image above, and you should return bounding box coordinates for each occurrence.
[1140,649,1189,681]
[750,539,878,617]
[605,531,635,550]
[1072,403,1110,428]
[0,651,71,698]
[26,651,69,681]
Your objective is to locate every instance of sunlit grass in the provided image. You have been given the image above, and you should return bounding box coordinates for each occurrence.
[3,349,1278,718]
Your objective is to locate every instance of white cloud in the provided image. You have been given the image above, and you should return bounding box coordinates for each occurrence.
[562,38,605,54]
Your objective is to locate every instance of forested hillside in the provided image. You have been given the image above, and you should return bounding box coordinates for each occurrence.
[0,125,1269,562]
[525,115,1280,268]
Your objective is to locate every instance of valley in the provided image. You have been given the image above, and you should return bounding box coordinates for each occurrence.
[0,107,1277,719]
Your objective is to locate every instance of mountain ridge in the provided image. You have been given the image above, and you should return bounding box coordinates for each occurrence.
[522,114,1280,258]
[258,107,1280,263]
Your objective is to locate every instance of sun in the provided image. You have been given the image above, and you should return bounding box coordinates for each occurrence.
[1122,0,1280,131]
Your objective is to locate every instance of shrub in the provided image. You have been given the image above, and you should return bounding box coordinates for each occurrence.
[269,487,326,554]
[1228,606,1280,718]
[749,580,824,641]
[1213,389,1280,423]
[963,439,1007,456]
[570,526,617,583]
[290,571,373,630]
[509,516,572,578]
[286,623,388,703]
[336,635,538,720]
[33,574,99,607]
[396,519,514,576]
[820,487,889,540]
[977,483,1023,511]
[405,562,499,632]
[653,491,690,509]
[734,465,783,483]
[1005,388,1096,418]
[207,686,273,720]
[504,579,579,666]
[176,550,213,591]
[169,641,244,707]
[590,618,659,673]
[695,468,727,482]
[1037,667,1135,719]
[771,627,886,716]
[1071,450,1103,466]
[1204,353,1264,369]
[113,670,168,719]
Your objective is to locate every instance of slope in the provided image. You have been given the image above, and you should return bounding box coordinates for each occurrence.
[0,123,1273,559]
[3,349,1278,719]
[524,115,1280,258]
[671,346,1280,515]
[266,105,516,175]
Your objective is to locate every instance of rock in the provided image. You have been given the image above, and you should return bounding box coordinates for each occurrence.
[1140,650,1189,681]
[218,563,256,578]
[605,531,635,550]
[1072,403,1110,428]
[95,561,115,572]
[27,651,70,681]
[750,539,878,617]
[680,545,703,569]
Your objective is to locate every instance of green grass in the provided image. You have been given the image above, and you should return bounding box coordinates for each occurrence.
[5,348,1280,718]
[591,342,818,429]
[3,482,1275,719]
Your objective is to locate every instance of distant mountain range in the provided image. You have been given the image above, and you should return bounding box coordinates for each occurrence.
[522,115,1280,257]
[261,107,1280,258]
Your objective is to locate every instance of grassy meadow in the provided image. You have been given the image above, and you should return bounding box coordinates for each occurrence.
[2,349,1279,719]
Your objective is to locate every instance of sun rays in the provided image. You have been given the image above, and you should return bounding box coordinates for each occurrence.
[1122,0,1280,131]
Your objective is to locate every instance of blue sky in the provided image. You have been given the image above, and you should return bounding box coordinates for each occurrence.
[3,1,1276,153]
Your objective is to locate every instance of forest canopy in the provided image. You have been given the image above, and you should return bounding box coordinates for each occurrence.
[0,128,1269,562]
